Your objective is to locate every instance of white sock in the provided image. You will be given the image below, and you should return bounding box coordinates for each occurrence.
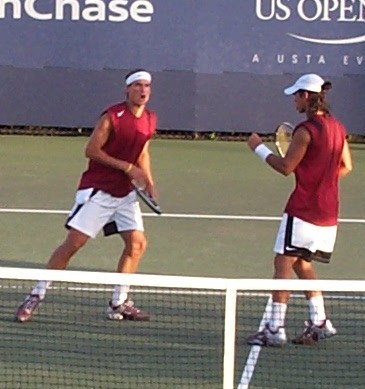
[308,295,326,325]
[31,280,52,300]
[111,285,130,306]
[269,302,287,331]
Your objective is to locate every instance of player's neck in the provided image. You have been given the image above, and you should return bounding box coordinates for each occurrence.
[126,101,145,118]
[306,110,325,119]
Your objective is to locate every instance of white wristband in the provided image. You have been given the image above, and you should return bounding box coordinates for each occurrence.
[254,144,273,161]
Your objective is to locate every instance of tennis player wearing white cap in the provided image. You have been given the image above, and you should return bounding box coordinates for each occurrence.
[247,73,353,346]
[16,69,157,323]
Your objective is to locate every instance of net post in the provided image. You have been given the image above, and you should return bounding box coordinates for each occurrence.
[223,286,237,389]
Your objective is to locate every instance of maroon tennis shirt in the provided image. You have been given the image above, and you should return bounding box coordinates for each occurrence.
[285,115,346,226]
[78,102,156,197]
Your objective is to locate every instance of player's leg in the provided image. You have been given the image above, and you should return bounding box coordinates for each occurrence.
[270,254,296,329]
[105,192,150,320]
[292,259,337,344]
[117,230,147,273]
[293,258,324,321]
[247,214,295,346]
[107,231,149,321]
[247,254,294,346]
[46,228,90,270]
[15,190,115,322]
[108,230,149,321]
[113,229,147,303]
[33,229,89,297]
[290,219,338,344]
[247,214,298,346]
[15,229,90,323]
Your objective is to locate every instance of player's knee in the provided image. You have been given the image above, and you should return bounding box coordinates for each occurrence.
[64,234,88,253]
[66,241,85,255]
[126,236,147,258]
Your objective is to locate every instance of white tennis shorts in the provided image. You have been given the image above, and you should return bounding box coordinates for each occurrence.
[66,188,144,238]
[274,213,337,263]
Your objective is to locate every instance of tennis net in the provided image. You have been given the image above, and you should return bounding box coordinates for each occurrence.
[0,267,364,389]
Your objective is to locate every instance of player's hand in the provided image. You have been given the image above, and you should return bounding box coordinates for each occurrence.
[127,165,148,189]
[145,183,158,201]
[247,133,263,151]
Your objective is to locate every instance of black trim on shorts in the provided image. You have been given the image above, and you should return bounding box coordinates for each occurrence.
[65,188,99,230]
[282,215,332,264]
[103,221,119,237]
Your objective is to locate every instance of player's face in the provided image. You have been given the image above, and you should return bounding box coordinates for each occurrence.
[293,91,307,114]
[126,80,151,107]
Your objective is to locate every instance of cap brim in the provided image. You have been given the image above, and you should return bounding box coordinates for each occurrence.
[283,85,298,95]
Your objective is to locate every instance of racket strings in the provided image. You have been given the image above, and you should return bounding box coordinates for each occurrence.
[275,123,294,157]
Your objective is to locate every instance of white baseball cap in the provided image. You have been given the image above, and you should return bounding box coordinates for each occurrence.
[284,73,325,95]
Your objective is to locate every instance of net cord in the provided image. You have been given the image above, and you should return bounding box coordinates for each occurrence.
[0,267,364,292]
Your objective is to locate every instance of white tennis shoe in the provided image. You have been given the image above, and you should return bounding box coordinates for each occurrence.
[247,323,287,347]
[107,300,150,321]
[15,294,42,322]
[293,319,337,345]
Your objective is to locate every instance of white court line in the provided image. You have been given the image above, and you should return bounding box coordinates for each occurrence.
[237,297,272,389]
[0,208,365,223]
[1,207,364,386]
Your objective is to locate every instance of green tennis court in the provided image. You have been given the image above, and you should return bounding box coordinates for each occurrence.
[1,280,227,388]
[0,135,364,388]
[1,135,364,278]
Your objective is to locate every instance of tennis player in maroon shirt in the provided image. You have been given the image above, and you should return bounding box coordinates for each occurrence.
[16,69,158,322]
[247,73,353,346]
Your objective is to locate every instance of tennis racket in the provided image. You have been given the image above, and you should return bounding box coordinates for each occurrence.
[275,122,294,157]
[132,181,162,215]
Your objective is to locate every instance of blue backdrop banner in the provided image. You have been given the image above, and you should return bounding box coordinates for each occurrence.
[0,0,364,132]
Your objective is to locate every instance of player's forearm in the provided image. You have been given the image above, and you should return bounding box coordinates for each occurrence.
[339,165,352,178]
[266,154,293,176]
[339,143,352,178]
[85,147,131,173]
[252,143,293,176]
[137,153,154,184]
